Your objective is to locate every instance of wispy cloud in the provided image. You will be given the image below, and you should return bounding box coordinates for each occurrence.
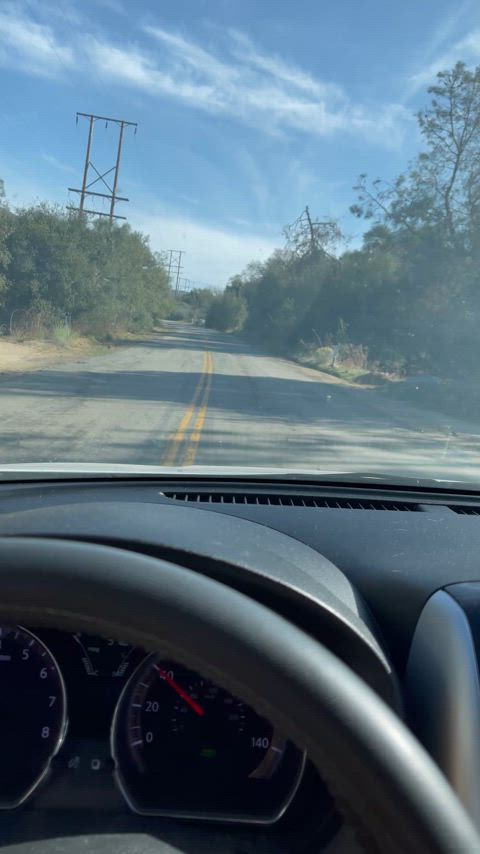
[86,38,217,104]
[86,26,410,148]
[409,31,480,93]
[422,1,475,59]
[228,29,342,100]
[407,0,480,96]
[0,5,74,78]
[41,153,76,174]
[0,3,410,149]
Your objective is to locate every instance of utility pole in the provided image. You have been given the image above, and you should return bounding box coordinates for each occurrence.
[174,249,185,296]
[68,112,137,222]
[174,251,185,295]
[164,250,185,294]
[110,118,125,221]
[78,114,94,215]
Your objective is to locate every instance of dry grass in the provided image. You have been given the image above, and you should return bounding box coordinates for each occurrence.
[0,335,104,374]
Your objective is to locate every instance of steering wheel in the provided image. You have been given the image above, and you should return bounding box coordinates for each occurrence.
[0,537,477,854]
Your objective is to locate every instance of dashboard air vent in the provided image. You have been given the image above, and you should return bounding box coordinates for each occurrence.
[163,492,420,511]
[449,506,480,515]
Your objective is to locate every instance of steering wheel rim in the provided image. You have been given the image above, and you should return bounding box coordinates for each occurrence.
[0,537,477,854]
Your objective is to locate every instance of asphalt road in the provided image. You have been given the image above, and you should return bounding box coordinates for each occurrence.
[1,321,480,482]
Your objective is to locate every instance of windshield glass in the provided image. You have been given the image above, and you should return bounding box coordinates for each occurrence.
[1,0,480,483]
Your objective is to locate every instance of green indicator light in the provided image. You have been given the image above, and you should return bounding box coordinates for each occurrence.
[200,747,217,759]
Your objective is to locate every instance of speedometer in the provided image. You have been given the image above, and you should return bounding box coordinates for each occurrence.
[0,626,67,808]
[112,654,305,823]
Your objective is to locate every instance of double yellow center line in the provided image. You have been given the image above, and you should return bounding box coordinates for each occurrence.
[162,351,214,466]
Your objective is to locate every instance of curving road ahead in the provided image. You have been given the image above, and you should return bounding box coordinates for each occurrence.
[0,321,480,482]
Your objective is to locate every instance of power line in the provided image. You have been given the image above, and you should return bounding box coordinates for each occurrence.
[68,112,137,223]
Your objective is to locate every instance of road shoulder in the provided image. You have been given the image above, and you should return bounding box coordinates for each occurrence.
[0,336,108,376]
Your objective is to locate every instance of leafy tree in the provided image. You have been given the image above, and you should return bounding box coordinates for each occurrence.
[205,291,247,331]
[352,63,480,246]
[418,63,480,244]
[227,63,480,378]
[284,206,341,258]
[0,201,12,302]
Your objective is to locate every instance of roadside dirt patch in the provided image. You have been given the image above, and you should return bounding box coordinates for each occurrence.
[0,337,105,374]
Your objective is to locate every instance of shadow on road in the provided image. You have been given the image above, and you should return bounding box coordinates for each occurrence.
[1,418,478,482]
[192,429,455,473]
[115,326,260,357]
[0,368,376,422]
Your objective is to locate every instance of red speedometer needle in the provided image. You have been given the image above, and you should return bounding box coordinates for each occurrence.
[154,665,205,717]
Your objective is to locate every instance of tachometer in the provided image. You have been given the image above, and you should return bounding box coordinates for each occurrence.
[34,629,145,740]
[112,654,305,823]
[0,626,67,808]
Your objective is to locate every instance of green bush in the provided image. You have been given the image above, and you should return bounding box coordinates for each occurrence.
[1,203,172,339]
[206,292,247,331]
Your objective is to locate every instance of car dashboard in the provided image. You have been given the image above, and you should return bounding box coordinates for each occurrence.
[5,625,307,827]
[2,474,480,852]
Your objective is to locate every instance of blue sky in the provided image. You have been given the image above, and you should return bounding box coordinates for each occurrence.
[1,0,480,286]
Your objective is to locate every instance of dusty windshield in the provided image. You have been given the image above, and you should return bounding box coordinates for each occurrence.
[1,1,480,483]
